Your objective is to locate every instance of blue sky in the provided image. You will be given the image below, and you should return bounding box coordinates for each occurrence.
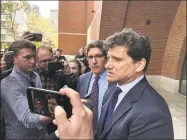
[28,1,58,18]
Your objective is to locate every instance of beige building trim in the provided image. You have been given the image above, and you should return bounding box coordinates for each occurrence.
[146,75,180,94]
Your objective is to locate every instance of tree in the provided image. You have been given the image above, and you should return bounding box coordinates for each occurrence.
[26,12,58,49]
[1,0,58,49]
[1,0,31,40]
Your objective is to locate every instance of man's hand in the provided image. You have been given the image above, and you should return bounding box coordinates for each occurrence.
[62,61,72,75]
[54,88,93,139]
[21,33,34,41]
[39,115,52,124]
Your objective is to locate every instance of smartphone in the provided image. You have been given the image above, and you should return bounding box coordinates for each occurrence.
[48,61,64,72]
[4,51,14,64]
[33,33,42,42]
[27,87,72,118]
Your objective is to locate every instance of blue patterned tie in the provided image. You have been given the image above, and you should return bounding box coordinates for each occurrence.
[105,87,122,125]
[90,76,100,132]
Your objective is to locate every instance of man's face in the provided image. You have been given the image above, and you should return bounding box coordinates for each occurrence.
[105,46,143,85]
[48,98,57,116]
[79,48,84,55]
[55,51,61,57]
[35,101,41,110]
[69,62,79,75]
[37,49,53,71]
[14,48,36,73]
[87,48,106,75]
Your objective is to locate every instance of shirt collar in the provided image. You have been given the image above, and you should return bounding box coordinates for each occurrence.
[117,75,144,93]
[91,69,107,80]
[13,66,37,81]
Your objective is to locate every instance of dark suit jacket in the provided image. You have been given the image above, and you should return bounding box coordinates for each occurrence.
[98,77,174,140]
[77,72,92,98]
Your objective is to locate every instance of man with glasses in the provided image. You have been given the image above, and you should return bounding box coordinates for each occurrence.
[77,40,115,138]
[1,39,51,139]
[35,45,55,90]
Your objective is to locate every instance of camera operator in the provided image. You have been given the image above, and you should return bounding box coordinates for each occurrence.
[35,45,78,134]
[1,39,51,139]
[54,48,67,62]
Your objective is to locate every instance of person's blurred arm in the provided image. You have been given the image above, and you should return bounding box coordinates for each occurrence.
[54,88,93,139]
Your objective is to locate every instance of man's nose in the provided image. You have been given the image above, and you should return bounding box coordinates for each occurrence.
[92,57,97,63]
[30,57,36,63]
[105,60,112,69]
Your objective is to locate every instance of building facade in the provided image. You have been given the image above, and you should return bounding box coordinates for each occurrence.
[58,1,186,95]
[1,13,15,49]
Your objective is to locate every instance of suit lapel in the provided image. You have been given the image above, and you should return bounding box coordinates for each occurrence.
[83,72,93,97]
[98,93,112,135]
[102,83,117,106]
[99,77,149,139]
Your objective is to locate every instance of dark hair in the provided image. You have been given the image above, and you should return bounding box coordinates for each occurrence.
[8,39,36,56]
[56,48,62,52]
[36,44,53,56]
[105,28,151,72]
[78,59,90,74]
[69,59,82,77]
[87,40,107,58]
[47,94,57,100]
[35,98,41,103]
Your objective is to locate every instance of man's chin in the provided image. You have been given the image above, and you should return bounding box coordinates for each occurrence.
[107,77,117,83]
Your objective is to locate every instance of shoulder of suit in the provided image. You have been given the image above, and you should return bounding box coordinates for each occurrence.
[79,71,92,80]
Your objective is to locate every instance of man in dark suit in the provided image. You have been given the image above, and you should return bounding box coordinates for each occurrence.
[97,28,174,139]
[54,28,174,140]
[77,40,111,135]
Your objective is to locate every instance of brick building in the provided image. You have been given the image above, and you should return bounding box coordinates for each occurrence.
[58,1,186,95]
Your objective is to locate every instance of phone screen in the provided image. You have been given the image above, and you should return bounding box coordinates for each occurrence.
[27,87,72,118]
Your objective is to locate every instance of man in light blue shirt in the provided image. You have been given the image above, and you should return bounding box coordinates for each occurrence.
[1,39,51,139]
[77,40,109,136]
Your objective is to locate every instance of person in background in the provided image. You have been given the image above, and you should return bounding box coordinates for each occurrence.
[77,40,113,138]
[1,39,51,139]
[0,55,6,72]
[35,45,78,134]
[34,98,45,114]
[54,48,66,62]
[35,45,77,91]
[74,47,87,61]
[78,59,90,74]
[68,59,82,78]
[84,45,88,56]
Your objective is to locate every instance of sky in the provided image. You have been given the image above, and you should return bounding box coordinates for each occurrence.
[28,1,58,18]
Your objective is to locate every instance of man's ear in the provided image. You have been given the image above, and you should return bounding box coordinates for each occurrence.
[13,55,17,64]
[135,58,146,72]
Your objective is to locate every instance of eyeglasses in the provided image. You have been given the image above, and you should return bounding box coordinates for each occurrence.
[87,54,105,61]
[39,59,53,63]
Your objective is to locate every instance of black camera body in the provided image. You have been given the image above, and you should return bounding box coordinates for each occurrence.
[47,61,64,73]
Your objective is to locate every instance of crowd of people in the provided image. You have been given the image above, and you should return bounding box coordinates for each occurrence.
[0,28,174,139]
